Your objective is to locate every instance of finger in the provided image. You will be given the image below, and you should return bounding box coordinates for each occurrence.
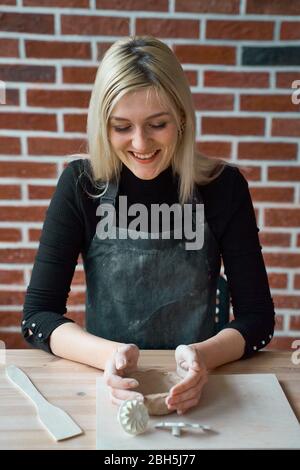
[170,369,205,396]
[166,375,207,407]
[105,373,139,390]
[110,387,144,402]
[176,397,200,415]
[115,351,127,371]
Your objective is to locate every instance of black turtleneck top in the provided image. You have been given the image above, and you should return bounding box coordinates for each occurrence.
[22,159,275,358]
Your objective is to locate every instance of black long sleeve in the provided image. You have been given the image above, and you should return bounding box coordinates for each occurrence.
[22,158,275,357]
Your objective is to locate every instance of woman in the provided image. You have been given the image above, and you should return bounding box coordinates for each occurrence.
[22,36,275,416]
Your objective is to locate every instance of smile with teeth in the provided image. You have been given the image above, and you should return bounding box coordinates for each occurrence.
[129,149,160,160]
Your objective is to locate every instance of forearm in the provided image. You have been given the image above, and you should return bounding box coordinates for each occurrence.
[49,323,123,370]
[190,328,246,370]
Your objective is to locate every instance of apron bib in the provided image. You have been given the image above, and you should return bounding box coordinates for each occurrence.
[82,176,221,349]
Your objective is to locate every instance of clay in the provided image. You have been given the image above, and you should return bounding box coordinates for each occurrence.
[128,368,181,416]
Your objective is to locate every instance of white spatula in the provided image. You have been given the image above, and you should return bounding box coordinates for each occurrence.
[6,364,83,441]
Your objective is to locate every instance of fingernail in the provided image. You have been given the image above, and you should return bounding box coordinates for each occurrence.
[117,359,126,369]
[128,380,138,387]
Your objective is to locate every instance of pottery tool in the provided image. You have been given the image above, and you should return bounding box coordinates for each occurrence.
[6,365,83,441]
[155,421,212,437]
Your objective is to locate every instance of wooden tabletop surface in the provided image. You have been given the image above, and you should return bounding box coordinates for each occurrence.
[0,349,299,449]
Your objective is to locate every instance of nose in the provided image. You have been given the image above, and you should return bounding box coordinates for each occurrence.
[131,127,152,152]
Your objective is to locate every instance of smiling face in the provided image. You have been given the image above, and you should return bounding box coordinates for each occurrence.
[108,88,179,180]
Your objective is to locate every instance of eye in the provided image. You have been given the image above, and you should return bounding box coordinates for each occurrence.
[150,123,167,129]
[113,126,130,132]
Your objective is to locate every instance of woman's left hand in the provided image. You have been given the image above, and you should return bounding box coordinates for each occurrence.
[165,344,208,415]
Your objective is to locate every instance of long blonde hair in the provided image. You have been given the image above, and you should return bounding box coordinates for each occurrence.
[85,36,226,204]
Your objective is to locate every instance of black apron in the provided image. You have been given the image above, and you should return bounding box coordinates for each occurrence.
[82,176,221,349]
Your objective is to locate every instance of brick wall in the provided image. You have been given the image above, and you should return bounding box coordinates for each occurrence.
[0,0,299,350]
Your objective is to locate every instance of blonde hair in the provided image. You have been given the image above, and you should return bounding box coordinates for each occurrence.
[84,35,227,204]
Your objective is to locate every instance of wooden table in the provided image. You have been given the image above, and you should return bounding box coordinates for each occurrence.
[0,349,299,449]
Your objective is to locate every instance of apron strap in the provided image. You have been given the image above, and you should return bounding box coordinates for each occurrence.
[99,178,119,207]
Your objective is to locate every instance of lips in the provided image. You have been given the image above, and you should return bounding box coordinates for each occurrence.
[129,149,161,163]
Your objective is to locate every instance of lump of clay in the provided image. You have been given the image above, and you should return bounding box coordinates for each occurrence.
[127,368,181,416]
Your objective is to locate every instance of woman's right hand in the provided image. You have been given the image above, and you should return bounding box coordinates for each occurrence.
[104,343,143,406]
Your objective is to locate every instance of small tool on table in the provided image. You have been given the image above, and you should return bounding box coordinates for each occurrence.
[155,421,212,437]
[6,365,83,441]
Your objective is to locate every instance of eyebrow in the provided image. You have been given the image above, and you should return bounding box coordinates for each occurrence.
[109,112,171,121]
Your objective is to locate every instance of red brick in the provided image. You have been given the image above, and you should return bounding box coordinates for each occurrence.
[27,89,90,108]
[68,291,86,305]
[0,228,21,242]
[290,316,300,330]
[0,0,17,4]
[174,45,236,65]
[61,15,129,36]
[184,70,197,86]
[265,337,299,351]
[265,208,300,228]
[72,270,86,285]
[0,13,54,34]
[202,117,264,136]
[196,141,232,158]
[241,94,299,112]
[0,206,46,222]
[274,315,284,330]
[0,311,22,327]
[24,0,89,6]
[0,136,20,155]
[0,270,24,284]
[206,20,274,40]
[64,114,87,133]
[272,119,300,137]
[294,274,300,289]
[176,0,239,14]
[97,42,115,60]
[263,253,300,268]
[28,185,55,199]
[276,72,300,88]
[26,40,91,59]
[297,234,300,247]
[0,331,29,349]
[0,113,57,131]
[0,291,25,305]
[0,248,36,263]
[193,93,234,111]
[239,166,261,181]
[65,311,85,327]
[136,18,199,38]
[0,185,21,200]
[96,0,168,10]
[268,166,300,182]
[28,228,42,241]
[63,66,97,84]
[0,64,55,83]
[259,232,291,247]
[249,186,294,203]
[5,89,19,106]
[28,137,87,156]
[238,142,297,160]
[281,22,300,40]
[0,162,56,178]
[268,273,288,289]
[273,295,300,309]
[247,0,300,15]
[0,39,19,57]
[204,71,269,88]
